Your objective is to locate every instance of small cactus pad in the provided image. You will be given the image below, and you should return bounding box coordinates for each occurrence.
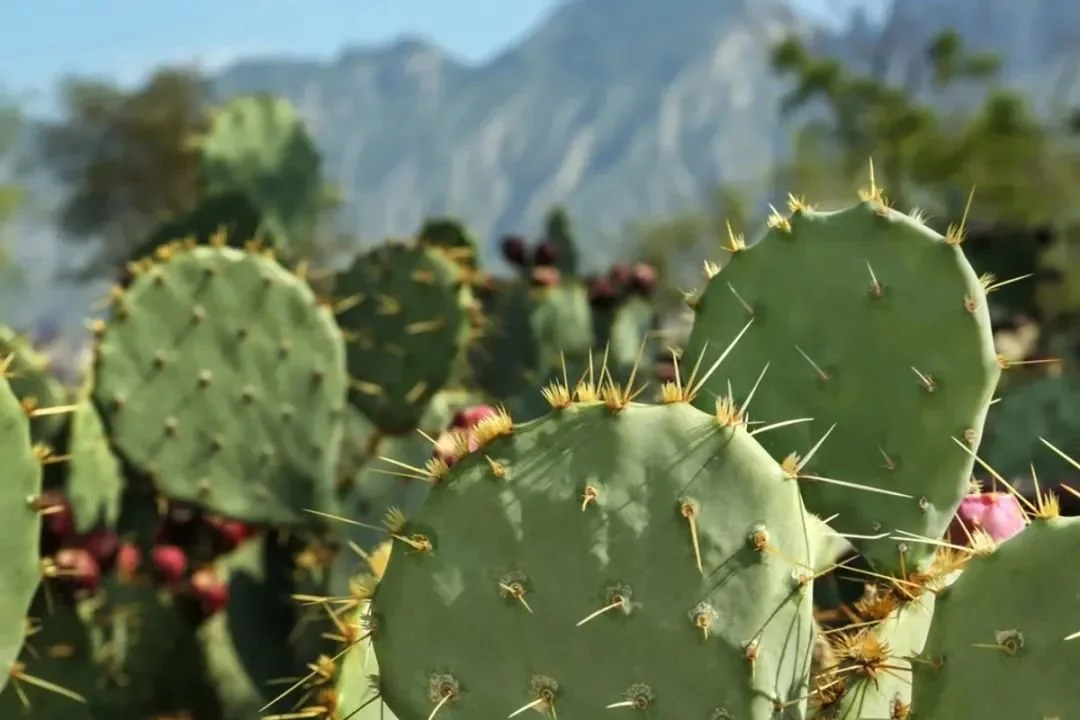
[198,94,322,251]
[92,244,346,525]
[336,242,472,434]
[62,399,124,531]
[683,200,999,574]
[813,591,936,719]
[373,401,816,719]
[0,371,44,695]
[0,324,68,444]
[911,516,1080,718]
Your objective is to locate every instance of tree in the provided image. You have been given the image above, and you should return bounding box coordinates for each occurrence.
[35,68,208,277]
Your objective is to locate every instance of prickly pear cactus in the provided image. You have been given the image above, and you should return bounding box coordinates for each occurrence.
[0,369,44,697]
[130,190,278,266]
[911,515,1080,718]
[372,390,817,719]
[0,324,68,444]
[683,197,1000,574]
[59,398,124,532]
[198,94,321,254]
[92,242,346,525]
[336,241,473,434]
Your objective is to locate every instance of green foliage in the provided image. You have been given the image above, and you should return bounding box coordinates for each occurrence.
[372,402,816,719]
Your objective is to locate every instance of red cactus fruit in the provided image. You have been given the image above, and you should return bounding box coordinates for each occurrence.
[82,528,121,572]
[152,544,189,583]
[530,265,561,288]
[948,491,1026,545]
[533,241,557,267]
[627,263,657,296]
[588,277,618,308]
[191,568,229,616]
[36,491,75,553]
[500,235,528,267]
[609,263,632,287]
[206,515,254,553]
[451,404,497,430]
[117,542,142,579]
[53,548,101,594]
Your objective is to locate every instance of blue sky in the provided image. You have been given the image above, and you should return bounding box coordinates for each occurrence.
[0,0,875,110]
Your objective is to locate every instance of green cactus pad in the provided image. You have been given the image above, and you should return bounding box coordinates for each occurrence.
[0,324,68,444]
[92,244,346,525]
[531,281,594,370]
[336,242,472,434]
[813,591,936,719]
[0,372,44,694]
[130,190,279,266]
[469,284,539,399]
[199,94,321,253]
[683,201,1000,574]
[910,516,1080,718]
[373,401,816,719]
[335,604,398,719]
[62,399,124,532]
[418,218,479,270]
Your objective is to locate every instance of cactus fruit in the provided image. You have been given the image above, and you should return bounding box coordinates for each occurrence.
[0,369,45,696]
[372,392,817,719]
[335,241,474,434]
[499,235,528,268]
[198,94,322,254]
[682,198,1000,575]
[92,243,347,525]
[948,490,1026,545]
[911,515,1080,718]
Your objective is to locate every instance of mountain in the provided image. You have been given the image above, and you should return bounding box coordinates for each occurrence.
[211,0,808,266]
[6,0,1080,330]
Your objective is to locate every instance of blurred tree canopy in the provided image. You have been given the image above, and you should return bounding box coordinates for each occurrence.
[35,68,208,275]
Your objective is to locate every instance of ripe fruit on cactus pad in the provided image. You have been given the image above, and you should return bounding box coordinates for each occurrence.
[682,198,1000,575]
[948,490,1026,545]
[92,244,346,525]
[911,516,1080,718]
[372,400,817,719]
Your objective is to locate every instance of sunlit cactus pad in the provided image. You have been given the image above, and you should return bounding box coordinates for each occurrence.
[372,400,817,719]
[336,241,473,434]
[683,198,1000,574]
[92,243,346,524]
[911,515,1080,718]
[0,368,44,696]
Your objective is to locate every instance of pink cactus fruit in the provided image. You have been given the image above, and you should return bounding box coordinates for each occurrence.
[117,542,142,580]
[436,405,498,465]
[152,544,189,584]
[190,568,229,617]
[948,491,1027,545]
[53,548,101,594]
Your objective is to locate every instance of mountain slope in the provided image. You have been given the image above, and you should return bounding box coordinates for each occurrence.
[211,0,807,265]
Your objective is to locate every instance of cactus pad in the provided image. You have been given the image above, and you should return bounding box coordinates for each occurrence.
[199,94,321,253]
[373,400,816,719]
[683,200,999,574]
[0,324,68,444]
[336,242,472,434]
[92,244,346,525]
[0,371,43,696]
[911,516,1080,718]
[62,399,124,532]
